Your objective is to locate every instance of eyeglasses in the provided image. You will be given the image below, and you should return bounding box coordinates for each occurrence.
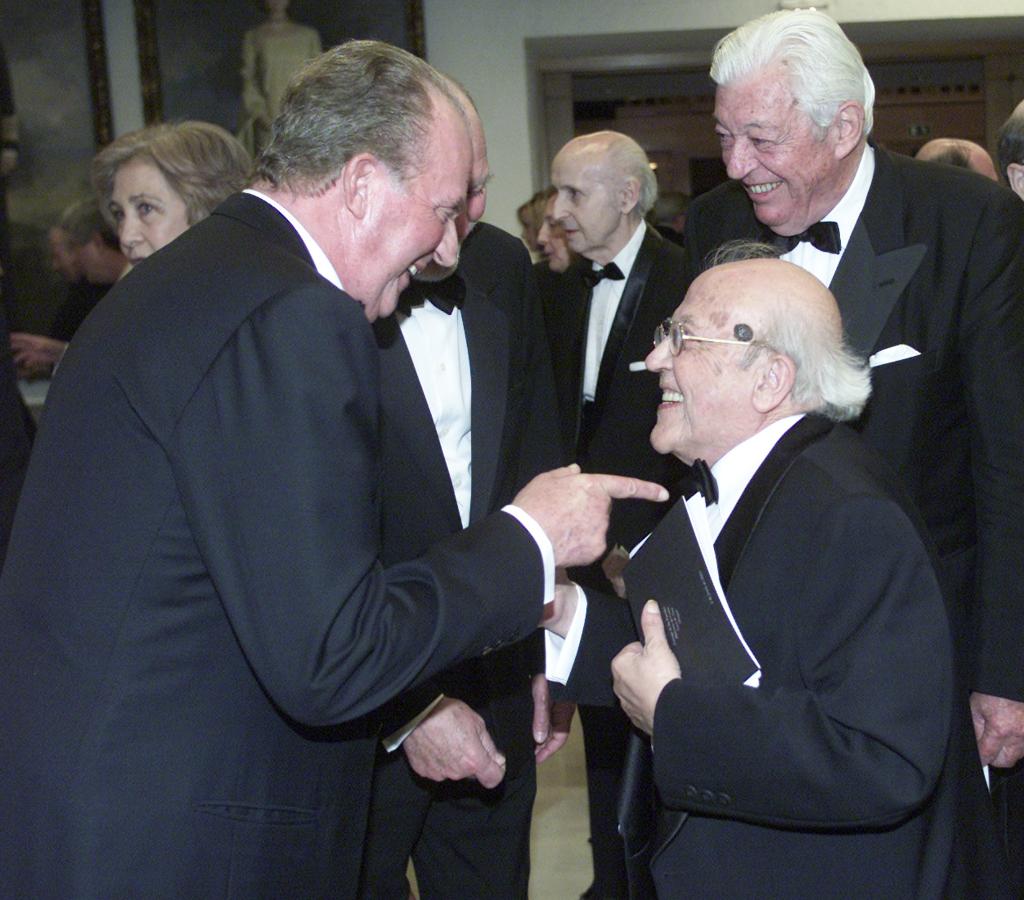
[654,319,755,356]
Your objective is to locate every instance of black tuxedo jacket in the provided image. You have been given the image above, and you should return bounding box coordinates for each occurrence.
[685,148,1024,701]
[0,194,547,898]
[373,222,560,774]
[571,418,1011,897]
[540,225,687,575]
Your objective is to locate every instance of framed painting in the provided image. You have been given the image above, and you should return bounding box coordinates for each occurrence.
[0,0,110,331]
[137,0,425,134]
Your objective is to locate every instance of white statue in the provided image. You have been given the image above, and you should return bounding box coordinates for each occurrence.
[238,0,322,155]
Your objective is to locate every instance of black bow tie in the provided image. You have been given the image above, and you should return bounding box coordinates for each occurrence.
[765,220,841,255]
[581,262,625,289]
[399,274,466,315]
[689,458,718,505]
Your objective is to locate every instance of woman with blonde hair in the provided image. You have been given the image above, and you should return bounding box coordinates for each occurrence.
[92,120,251,265]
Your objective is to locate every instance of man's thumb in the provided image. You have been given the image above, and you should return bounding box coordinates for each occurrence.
[641,598,666,645]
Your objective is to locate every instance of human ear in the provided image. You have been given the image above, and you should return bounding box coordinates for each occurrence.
[832,102,865,160]
[339,153,380,220]
[620,176,641,215]
[1007,163,1024,201]
[752,353,796,413]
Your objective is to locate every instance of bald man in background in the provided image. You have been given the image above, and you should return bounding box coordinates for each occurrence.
[915,137,999,181]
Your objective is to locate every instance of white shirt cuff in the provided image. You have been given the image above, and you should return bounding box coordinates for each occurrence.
[502,504,555,605]
[381,693,445,752]
[545,584,588,685]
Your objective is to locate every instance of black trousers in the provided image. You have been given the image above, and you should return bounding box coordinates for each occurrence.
[360,743,536,899]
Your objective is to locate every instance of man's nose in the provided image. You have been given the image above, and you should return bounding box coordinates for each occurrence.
[645,334,672,372]
[432,218,460,269]
[724,139,754,181]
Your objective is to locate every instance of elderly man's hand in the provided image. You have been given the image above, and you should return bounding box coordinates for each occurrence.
[402,697,506,788]
[971,692,1024,768]
[612,600,681,735]
[531,673,575,764]
[514,465,668,568]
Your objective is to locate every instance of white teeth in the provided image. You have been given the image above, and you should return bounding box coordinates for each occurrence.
[748,181,781,194]
[662,390,684,403]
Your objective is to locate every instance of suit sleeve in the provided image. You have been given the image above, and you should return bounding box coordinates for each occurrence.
[558,588,637,706]
[651,495,952,830]
[168,285,545,727]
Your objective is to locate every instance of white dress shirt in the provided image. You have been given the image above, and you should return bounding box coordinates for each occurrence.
[583,219,647,402]
[399,301,473,527]
[546,415,805,683]
[780,147,874,288]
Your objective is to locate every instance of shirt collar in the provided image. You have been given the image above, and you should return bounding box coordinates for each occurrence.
[820,144,875,253]
[593,219,647,281]
[244,188,343,291]
[710,414,805,526]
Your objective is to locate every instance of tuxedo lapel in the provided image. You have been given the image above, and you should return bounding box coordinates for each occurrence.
[463,282,509,524]
[374,315,462,531]
[829,220,926,358]
[714,416,834,591]
[561,262,593,452]
[592,229,659,424]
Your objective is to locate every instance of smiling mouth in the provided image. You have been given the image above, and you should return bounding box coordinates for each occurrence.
[746,181,782,195]
[661,390,684,403]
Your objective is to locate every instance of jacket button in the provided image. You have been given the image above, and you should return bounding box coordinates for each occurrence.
[685,785,699,799]
[716,793,732,806]
[700,790,715,803]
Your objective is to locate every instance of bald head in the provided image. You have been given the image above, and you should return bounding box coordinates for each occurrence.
[646,255,870,463]
[695,258,843,361]
[550,131,657,264]
[915,138,998,182]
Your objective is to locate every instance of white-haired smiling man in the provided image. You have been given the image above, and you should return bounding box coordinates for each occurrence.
[684,9,1024,886]
[544,254,1012,897]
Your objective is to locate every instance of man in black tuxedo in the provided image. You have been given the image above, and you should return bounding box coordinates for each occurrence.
[360,91,569,899]
[542,130,687,898]
[546,255,1012,897]
[684,9,1024,880]
[0,41,667,898]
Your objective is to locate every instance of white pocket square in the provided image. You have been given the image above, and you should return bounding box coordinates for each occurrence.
[869,344,920,368]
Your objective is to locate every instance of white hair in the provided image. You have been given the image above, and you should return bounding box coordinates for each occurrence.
[604,132,658,217]
[747,314,871,422]
[717,242,872,421]
[711,9,875,137]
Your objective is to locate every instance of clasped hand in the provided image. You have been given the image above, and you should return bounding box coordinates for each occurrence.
[612,599,681,735]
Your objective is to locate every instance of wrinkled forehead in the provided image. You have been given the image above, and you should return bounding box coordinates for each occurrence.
[680,268,757,332]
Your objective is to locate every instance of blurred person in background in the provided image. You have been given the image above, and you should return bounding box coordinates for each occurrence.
[10,198,127,378]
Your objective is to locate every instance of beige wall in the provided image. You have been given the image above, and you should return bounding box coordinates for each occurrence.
[423,0,1024,235]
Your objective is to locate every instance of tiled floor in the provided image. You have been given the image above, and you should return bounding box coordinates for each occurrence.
[529,724,593,899]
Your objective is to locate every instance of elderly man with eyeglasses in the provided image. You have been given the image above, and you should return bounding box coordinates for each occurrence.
[541,252,1012,898]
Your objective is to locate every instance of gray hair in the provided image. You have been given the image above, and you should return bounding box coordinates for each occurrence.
[749,310,871,422]
[711,9,875,137]
[712,241,871,421]
[606,132,658,217]
[92,121,251,226]
[254,40,458,195]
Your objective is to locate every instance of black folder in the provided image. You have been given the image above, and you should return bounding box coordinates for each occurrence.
[617,495,757,898]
